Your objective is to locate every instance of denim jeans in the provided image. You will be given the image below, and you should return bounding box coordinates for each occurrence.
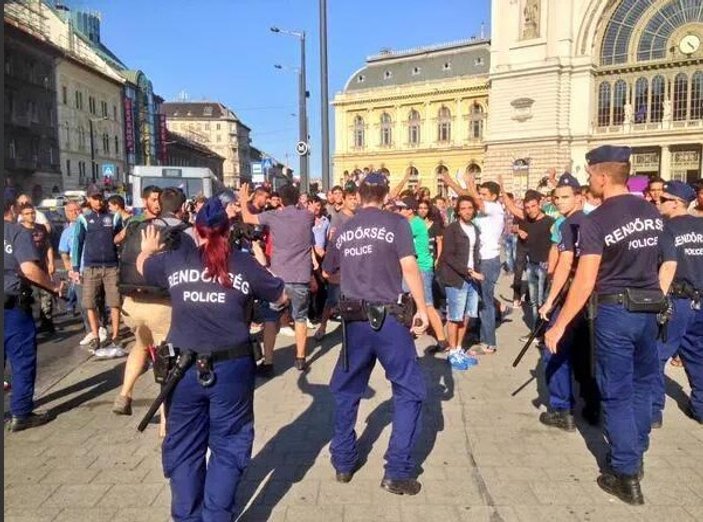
[526,261,548,328]
[479,257,501,347]
[445,280,480,321]
[503,235,517,273]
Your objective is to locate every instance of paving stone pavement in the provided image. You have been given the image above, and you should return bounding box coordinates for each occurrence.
[4,276,703,521]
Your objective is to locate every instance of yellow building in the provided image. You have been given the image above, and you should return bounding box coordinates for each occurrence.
[333,39,490,195]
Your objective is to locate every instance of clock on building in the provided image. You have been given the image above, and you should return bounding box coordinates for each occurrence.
[679,34,701,55]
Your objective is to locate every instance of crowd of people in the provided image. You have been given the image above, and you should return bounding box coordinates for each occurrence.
[4,145,703,517]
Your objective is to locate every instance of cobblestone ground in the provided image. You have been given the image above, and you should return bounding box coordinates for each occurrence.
[4,276,703,521]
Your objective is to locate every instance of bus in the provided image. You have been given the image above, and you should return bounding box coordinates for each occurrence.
[130,166,225,209]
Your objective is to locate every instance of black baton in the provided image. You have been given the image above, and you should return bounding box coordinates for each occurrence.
[137,351,195,432]
[512,318,547,368]
[341,318,349,372]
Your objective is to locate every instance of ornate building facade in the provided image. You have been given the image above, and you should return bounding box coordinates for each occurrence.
[485,0,703,192]
[332,40,490,195]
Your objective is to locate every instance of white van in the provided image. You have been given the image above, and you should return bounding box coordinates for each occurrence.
[130,166,225,209]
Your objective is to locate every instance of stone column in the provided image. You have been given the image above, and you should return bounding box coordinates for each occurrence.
[660,145,671,180]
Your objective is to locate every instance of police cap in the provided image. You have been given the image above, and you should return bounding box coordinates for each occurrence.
[585,145,631,165]
[556,173,581,191]
[361,172,388,186]
[663,180,696,204]
[196,197,228,229]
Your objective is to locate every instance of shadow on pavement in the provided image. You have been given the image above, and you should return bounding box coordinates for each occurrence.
[665,374,691,415]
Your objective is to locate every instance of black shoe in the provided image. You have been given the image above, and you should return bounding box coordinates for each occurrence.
[256,363,274,379]
[596,470,644,505]
[9,411,54,432]
[539,410,576,432]
[38,321,56,334]
[336,471,354,483]
[380,478,422,496]
[651,418,663,429]
[294,357,307,371]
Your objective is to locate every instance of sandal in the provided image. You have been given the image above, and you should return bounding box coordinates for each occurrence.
[468,344,496,356]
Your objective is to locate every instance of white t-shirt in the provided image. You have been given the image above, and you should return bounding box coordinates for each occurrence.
[474,200,504,260]
[459,221,476,270]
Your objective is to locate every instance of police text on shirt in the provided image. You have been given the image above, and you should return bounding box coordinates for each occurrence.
[335,225,395,257]
[167,269,250,303]
[604,218,664,249]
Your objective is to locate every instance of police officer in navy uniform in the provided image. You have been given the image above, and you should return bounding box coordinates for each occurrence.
[322,172,429,495]
[653,180,703,427]
[546,146,663,505]
[4,199,62,432]
[136,197,287,521]
[538,173,600,431]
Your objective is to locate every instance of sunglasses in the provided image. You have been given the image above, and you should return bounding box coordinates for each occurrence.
[659,196,679,204]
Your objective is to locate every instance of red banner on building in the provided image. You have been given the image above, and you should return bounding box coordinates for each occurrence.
[123,97,135,154]
[159,114,168,165]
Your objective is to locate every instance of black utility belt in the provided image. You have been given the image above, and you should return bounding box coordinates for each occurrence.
[670,282,701,302]
[4,293,33,311]
[597,288,666,313]
[338,295,415,330]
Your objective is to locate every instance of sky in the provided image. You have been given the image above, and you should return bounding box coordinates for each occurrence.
[74,0,491,180]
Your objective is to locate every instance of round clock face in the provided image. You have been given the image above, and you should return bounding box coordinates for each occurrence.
[679,34,701,54]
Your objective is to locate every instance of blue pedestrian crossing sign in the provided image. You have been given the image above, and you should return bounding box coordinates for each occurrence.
[102,163,116,178]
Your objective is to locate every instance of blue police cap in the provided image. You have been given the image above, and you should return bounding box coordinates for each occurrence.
[556,173,581,191]
[361,172,388,186]
[585,145,632,165]
[196,197,229,229]
[663,180,696,204]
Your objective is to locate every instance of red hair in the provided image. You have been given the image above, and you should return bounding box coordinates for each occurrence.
[196,222,232,287]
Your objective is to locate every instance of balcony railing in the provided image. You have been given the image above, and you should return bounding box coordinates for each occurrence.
[593,118,703,134]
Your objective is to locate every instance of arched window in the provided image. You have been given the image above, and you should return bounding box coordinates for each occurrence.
[692,72,703,120]
[408,109,421,145]
[436,165,449,197]
[597,82,611,126]
[612,80,628,125]
[634,77,648,123]
[673,73,688,121]
[650,75,665,123]
[408,166,419,190]
[380,112,392,147]
[353,115,365,148]
[437,106,451,142]
[470,103,484,139]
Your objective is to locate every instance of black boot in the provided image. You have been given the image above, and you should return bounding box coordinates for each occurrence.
[9,411,54,432]
[380,478,422,496]
[596,470,644,505]
[539,410,576,432]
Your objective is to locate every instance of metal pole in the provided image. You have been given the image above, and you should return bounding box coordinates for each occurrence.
[89,118,96,182]
[319,0,330,191]
[299,32,309,193]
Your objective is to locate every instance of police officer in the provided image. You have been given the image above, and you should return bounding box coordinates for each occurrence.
[136,197,287,521]
[4,199,61,432]
[538,173,600,431]
[322,172,429,495]
[545,146,663,505]
[653,180,703,427]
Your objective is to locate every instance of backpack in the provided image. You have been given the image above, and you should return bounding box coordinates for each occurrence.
[118,217,190,297]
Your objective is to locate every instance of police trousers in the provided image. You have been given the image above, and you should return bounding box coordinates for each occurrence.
[653,298,703,423]
[594,305,658,475]
[4,307,38,417]
[541,305,599,412]
[163,357,255,522]
[330,315,426,479]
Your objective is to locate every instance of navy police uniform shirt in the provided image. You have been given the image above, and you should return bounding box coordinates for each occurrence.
[322,207,415,303]
[659,215,703,291]
[579,194,663,295]
[4,221,40,296]
[558,210,587,275]
[143,241,285,352]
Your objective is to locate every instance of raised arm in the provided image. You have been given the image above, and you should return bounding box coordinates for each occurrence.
[389,166,414,199]
[498,174,525,220]
[439,169,468,197]
[239,183,261,225]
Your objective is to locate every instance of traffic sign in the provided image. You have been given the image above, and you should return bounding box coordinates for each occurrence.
[295,141,309,156]
[102,163,116,177]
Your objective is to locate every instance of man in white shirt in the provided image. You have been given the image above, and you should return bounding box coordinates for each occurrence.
[16,194,51,233]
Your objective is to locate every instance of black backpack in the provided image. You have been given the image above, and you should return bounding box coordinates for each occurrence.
[118,217,190,297]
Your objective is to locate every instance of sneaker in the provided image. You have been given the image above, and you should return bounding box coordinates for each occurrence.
[79,332,97,346]
[249,323,263,335]
[98,327,108,343]
[279,326,295,337]
[94,342,127,359]
[306,319,317,329]
[112,395,133,415]
[539,410,576,432]
[9,410,54,432]
[448,349,470,370]
[86,338,100,354]
[4,381,10,392]
[256,363,275,379]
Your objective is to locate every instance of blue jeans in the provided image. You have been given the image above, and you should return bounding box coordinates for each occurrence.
[595,304,658,475]
[4,307,38,417]
[526,261,548,328]
[479,257,501,347]
[445,280,480,321]
[653,299,703,423]
[503,235,517,273]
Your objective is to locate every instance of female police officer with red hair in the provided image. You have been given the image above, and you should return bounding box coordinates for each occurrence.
[137,196,286,521]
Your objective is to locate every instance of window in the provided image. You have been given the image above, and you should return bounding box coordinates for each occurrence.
[103,133,110,154]
[75,90,83,110]
[412,67,421,76]
[216,135,221,142]
[65,121,71,149]
[673,73,688,121]
[650,75,665,123]
[203,106,213,116]
[357,74,365,83]
[408,109,421,145]
[216,123,221,130]
[634,77,648,123]
[442,62,451,71]
[474,57,484,66]
[384,70,392,80]
[113,105,117,120]
[101,100,108,118]
[597,82,611,126]
[204,123,211,130]
[470,103,484,139]
[62,85,67,104]
[77,126,86,151]
[692,72,703,120]
[612,80,628,125]
[89,96,96,115]
[353,115,365,148]
[380,112,392,146]
[437,106,451,142]
[114,136,119,155]
[66,159,71,177]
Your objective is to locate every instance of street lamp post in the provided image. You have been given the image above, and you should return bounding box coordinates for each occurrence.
[319,0,331,191]
[271,26,309,192]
